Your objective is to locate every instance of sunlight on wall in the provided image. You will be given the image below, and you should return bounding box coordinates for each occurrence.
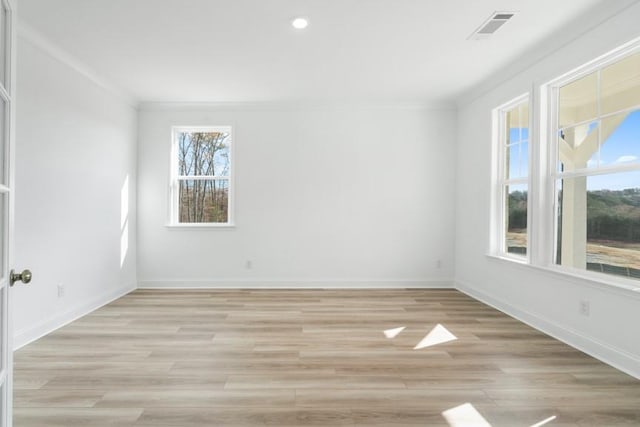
[120,222,129,268]
[442,403,492,427]
[121,175,129,229]
[414,323,457,350]
[120,175,129,268]
[384,326,406,339]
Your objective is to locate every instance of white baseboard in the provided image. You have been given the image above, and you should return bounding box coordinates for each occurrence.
[456,280,640,380]
[13,283,136,351]
[138,278,454,289]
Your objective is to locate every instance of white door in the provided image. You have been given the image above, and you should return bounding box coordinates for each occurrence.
[0,1,18,426]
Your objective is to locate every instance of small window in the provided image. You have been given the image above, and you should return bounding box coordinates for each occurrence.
[170,126,233,226]
[552,50,640,280]
[494,96,530,257]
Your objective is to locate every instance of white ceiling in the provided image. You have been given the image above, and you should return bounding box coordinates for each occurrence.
[19,0,614,104]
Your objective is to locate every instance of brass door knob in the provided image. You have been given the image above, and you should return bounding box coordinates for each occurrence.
[10,269,32,286]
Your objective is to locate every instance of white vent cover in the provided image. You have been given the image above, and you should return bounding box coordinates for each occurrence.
[468,12,516,40]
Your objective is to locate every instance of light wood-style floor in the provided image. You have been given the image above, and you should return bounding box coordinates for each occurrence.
[13,289,640,426]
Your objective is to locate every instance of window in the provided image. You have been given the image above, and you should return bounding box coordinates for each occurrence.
[170,126,233,226]
[491,40,640,286]
[550,50,640,280]
[494,95,530,258]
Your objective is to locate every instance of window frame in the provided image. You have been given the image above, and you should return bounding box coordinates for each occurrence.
[539,39,640,285]
[491,93,532,261]
[168,125,235,228]
[490,38,640,291]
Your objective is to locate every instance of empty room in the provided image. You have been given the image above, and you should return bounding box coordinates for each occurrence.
[1,0,640,426]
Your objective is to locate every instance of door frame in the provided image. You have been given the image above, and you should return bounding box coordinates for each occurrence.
[3,0,17,425]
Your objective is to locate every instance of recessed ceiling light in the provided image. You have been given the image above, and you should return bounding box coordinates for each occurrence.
[292,17,309,30]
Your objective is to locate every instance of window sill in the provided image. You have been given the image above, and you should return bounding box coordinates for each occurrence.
[485,253,640,298]
[166,223,236,229]
[486,253,529,265]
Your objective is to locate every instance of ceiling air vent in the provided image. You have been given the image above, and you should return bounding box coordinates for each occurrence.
[468,12,516,40]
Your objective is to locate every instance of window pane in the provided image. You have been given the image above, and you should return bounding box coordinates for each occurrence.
[505,102,529,179]
[556,171,640,280]
[177,131,230,177]
[599,110,640,167]
[178,179,229,223]
[506,103,528,144]
[601,51,640,115]
[505,184,528,256]
[213,144,230,176]
[519,103,529,140]
[507,143,519,179]
[559,73,597,128]
[558,121,599,172]
[506,107,520,144]
[507,142,528,179]
[520,140,529,177]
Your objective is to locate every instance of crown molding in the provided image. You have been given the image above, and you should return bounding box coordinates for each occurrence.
[17,19,138,109]
[15,21,456,112]
[138,100,456,112]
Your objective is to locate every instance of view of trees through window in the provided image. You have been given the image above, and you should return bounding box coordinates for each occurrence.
[507,186,527,255]
[555,51,640,280]
[556,170,640,279]
[176,129,230,223]
[503,101,529,256]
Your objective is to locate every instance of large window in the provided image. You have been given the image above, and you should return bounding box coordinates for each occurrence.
[492,40,640,286]
[170,126,233,226]
[495,96,530,258]
[551,50,640,280]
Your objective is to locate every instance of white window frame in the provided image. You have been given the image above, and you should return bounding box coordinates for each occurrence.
[169,126,234,227]
[491,94,532,261]
[539,38,640,286]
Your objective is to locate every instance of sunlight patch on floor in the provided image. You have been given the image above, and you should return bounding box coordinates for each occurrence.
[384,326,406,339]
[414,323,457,350]
[530,415,557,427]
[442,403,492,427]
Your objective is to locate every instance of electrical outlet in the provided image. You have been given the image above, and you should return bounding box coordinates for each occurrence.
[57,284,65,298]
[245,260,253,269]
[436,260,442,269]
[579,300,590,316]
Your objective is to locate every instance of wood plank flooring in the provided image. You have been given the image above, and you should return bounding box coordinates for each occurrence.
[13,289,640,426]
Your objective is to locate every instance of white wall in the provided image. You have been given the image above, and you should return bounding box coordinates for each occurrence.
[137,105,456,288]
[455,3,640,378]
[12,36,138,348]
